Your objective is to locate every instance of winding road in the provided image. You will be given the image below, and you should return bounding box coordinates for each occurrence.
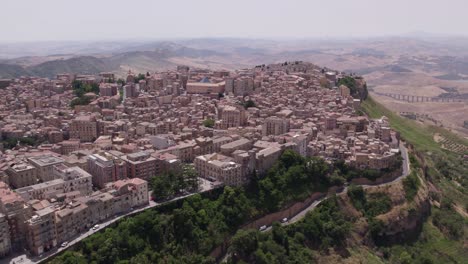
[265,142,410,231]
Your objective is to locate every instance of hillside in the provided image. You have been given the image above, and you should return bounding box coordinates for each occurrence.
[45,96,467,263]
[0,44,229,79]
[28,56,111,78]
[0,63,30,78]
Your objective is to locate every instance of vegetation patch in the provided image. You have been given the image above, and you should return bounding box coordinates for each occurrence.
[202,118,215,128]
[347,185,392,218]
[70,80,99,107]
[150,164,199,201]
[228,197,352,263]
[402,172,420,201]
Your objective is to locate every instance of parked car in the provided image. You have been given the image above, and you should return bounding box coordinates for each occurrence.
[92,224,100,230]
[61,242,68,247]
[259,225,267,231]
[281,217,288,223]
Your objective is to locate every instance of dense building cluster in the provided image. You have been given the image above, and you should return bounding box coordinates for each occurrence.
[0,61,400,257]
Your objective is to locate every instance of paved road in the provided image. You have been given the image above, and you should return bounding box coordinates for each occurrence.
[262,143,410,232]
[2,178,217,264]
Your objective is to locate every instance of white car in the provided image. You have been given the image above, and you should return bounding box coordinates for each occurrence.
[281,217,288,223]
[92,224,100,230]
[259,225,267,231]
[61,242,68,247]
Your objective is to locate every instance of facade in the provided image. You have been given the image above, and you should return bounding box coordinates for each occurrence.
[99,83,118,96]
[25,207,57,256]
[6,163,37,189]
[220,106,247,129]
[0,182,31,251]
[88,153,128,189]
[186,81,225,94]
[256,147,283,175]
[16,165,92,201]
[194,153,244,186]
[262,116,290,136]
[69,115,98,142]
[122,152,157,181]
[0,213,11,257]
[105,178,149,210]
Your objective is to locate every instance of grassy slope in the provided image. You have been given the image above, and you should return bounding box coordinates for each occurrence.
[359,96,468,264]
[361,96,467,204]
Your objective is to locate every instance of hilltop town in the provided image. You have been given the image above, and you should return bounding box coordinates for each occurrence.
[0,61,402,258]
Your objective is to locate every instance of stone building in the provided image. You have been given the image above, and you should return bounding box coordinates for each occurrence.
[28,155,65,182]
[25,207,57,256]
[220,106,247,129]
[194,153,244,186]
[262,116,290,136]
[69,115,98,142]
[7,163,37,188]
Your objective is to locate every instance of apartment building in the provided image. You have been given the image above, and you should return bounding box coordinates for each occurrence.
[105,178,149,210]
[15,164,92,201]
[0,182,31,251]
[121,151,157,181]
[25,207,57,256]
[220,106,247,129]
[7,163,37,189]
[69,115,98,142]
[88,153,128,189]
[28,155,65,182]
[194,153,244,186]
[220,138,252,156]
[262,116,290,136]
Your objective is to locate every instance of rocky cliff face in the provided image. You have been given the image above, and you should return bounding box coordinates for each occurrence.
[371,171,430,245]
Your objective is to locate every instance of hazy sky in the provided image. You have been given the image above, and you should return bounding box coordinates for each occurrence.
[1,0,467,42]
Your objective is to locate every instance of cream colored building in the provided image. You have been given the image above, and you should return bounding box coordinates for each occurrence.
[220,106,247,129]
[69,115,98,142]
[28,155,65,182]
[194,153,244,186]
[7,163,37,188]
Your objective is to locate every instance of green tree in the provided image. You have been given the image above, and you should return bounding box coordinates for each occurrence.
[243,100,256,109]
[203,118,215,128]
[230,229,259,260]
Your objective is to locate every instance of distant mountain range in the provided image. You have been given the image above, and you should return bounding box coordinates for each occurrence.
[3,37,468,80]
[0,43,225,78]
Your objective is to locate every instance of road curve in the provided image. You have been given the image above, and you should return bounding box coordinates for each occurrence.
[264,142,410,231]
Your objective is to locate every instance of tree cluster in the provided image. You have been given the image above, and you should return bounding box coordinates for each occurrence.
[1,136,42,149]
[337,76,357,96]
[150,164,199,201]
[256,150,330,212]
[70,80,99,107]
[228,197,352,264]
[402,171,420,201]
[50,187,254,264]
[202,118,215,128]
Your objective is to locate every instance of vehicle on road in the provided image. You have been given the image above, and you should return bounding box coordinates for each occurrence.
[281,217,288,223]
[92,224,100,230]
[61,242,68,247]
[259,225,267,231]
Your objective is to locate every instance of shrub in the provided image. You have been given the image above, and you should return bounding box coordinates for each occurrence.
[403,172,420,201]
